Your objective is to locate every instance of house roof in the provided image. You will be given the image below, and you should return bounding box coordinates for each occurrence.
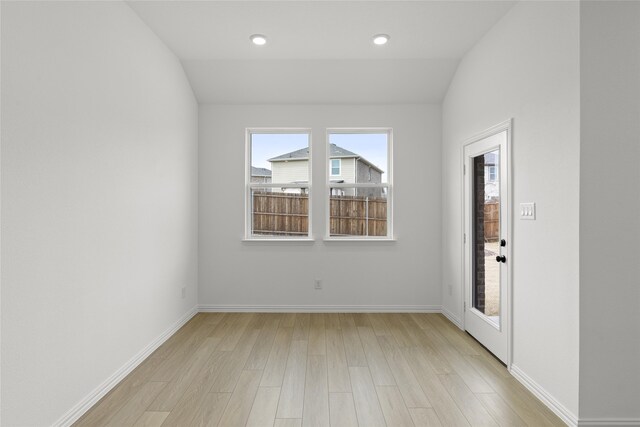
[268,144,384,173]
[251,166,272,177]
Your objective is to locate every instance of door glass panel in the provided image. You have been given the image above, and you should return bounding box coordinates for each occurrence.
[472,149,500,322]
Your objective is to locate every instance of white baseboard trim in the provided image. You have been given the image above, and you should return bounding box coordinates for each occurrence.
[578,419,640,426]
[509,364,578,427]
[198,304,441,313]
[441,306,463,329]
[53,306,198,427]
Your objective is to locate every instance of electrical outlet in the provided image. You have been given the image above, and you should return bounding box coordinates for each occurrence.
[448,285,453,296]
[314,279,322,290]
[181,287,186,299]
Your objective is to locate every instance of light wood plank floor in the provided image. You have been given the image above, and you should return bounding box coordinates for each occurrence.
[74,313,566,427]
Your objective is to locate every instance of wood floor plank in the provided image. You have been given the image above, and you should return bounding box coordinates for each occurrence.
[376,385,415,426]
[427,315,480,356]
[358,326,396,386]
[402,346,471,427]
[352,313,371,327]
[218,313,256,351]
[349,366,386,427]
[326,328,352,393]
[201,312,225,325]
[274,419,302,427]
[325,313,341,330]
[148,337,221,411]
[158,352,229,426]
[105,382,166,427]
[152,315,206,361]
[397,315,454,375]
[280,313,297,328]
[367,313,392,336]
[340,315,368,367]
[209,328,260,392]
[132,411,169,427]
[74,354,168,426]
[329,393,359,427]
[260,326,294,387]
[409,408,444,427]
[151,319,213,382]
[415,317,494,393]
[308,313,327,355]
[302,355,330,427]
[217,370,262,426]
[292,313,311,340]
[476,393,527,427]
[276,340,308,419]
[378,335,431,408]
[246,387,281,427]
[185,392,230,427]
[245,315,281,370]
[438,373,498,426]
[464,355,562,427]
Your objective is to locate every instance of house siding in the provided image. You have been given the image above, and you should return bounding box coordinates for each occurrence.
[271,160,309,184]
[356,159,384,197]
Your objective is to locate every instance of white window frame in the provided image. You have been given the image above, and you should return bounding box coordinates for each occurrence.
[325,128,393,241]
[245,128,313,240]
[330,158,341,176]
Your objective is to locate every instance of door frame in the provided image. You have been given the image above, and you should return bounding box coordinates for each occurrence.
[460,119,513,368]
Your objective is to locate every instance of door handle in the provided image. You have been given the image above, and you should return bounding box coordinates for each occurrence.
[496,255,506,263]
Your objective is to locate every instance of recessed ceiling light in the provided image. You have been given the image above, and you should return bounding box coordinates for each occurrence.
[250,34,267,46]
[373,34,390,45]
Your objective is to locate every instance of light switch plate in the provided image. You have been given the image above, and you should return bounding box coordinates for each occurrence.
[520,202,536,220]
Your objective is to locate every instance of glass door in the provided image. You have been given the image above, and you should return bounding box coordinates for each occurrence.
[464,127,510,364]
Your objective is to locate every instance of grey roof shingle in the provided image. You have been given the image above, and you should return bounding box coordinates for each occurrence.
[251,166,272,177]
[268,144,384,173]
[268,144,359,161]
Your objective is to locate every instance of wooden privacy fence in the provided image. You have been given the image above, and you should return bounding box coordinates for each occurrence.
[252,192,309,236]
[484,201,499,241]
[252,192,387,236]
[330,194,387,236]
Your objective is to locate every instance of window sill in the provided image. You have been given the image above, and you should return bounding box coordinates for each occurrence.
[322,237,397,242]
[242,238,315,244]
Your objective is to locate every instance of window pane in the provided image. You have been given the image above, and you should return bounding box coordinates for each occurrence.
[328,133,388,184]
[329,188,387,237]
[251,188,308,237]
[331,159,341,175]
[251,133,309,184]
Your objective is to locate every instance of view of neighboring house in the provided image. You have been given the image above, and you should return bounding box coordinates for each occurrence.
[483,152,499,200]
[267,143,384,197]
[250,166,272,183]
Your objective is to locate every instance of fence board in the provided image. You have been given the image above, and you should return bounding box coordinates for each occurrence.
[251,192,387,237]
[484,201,499,241]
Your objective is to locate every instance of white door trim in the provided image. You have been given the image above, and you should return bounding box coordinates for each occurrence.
[460,119,513,368]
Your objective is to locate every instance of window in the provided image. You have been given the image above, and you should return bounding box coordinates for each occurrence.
[330,159,341,176]
[246,130,311,239]
[327,130,392,239]
[488,165,497,182]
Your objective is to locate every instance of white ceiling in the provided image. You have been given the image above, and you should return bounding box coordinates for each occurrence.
[128,1,515,103]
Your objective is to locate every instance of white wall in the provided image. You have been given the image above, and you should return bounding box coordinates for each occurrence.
[579,1,640,422]
[442,1,580,419]
[1,2,198,425]
[199,104,441,310]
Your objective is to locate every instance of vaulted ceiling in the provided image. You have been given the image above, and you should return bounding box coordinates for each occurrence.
[128,1,515,104]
